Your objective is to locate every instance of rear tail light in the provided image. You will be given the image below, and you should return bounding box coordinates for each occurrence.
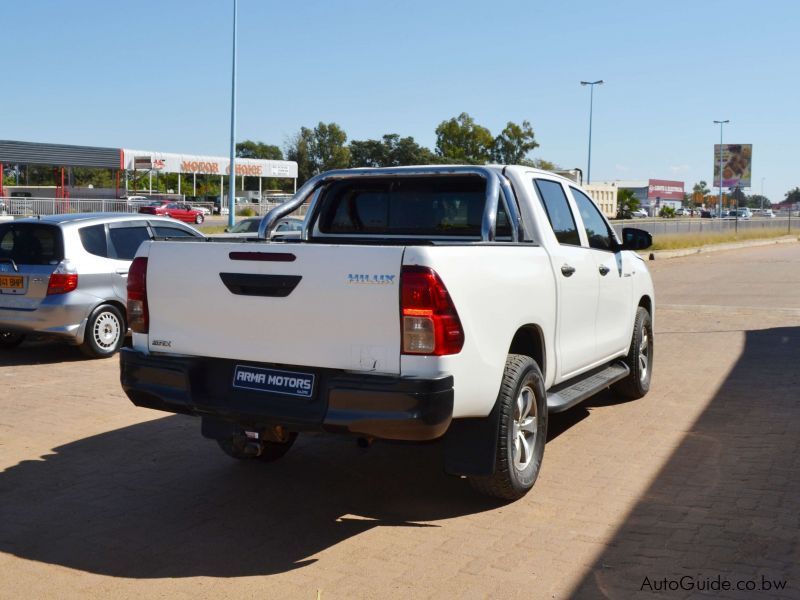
[46,260,78,295]
[127,257,149,334]
[401,265,464,355]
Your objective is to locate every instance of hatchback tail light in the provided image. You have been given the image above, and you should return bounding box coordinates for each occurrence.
[127,257,149,334]
[47,260,78,295]
[401,265,464,355]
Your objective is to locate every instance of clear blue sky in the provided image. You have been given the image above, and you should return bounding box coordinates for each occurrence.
[3,0,798,200]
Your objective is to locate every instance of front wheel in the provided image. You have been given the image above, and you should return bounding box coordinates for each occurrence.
[613,306,654,399]
[0,331,25,349]
[81,304,125,358]
[469,354,548,500]
[194,214,204,224]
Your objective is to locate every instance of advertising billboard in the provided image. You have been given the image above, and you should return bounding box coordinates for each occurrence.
[713,144,752,188]
[647,179,684,201]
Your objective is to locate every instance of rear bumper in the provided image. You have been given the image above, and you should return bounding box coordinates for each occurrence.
[0,294,94,343]
[119,349,454,441]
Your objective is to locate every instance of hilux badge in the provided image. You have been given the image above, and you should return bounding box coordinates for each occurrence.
[347,274,396,285]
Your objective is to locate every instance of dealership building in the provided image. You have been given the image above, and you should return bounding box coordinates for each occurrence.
[0,139,298,201]
[604,179,685,215]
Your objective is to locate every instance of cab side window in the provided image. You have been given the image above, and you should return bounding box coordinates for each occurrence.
[571,188,614,251]
[533,179,580,246]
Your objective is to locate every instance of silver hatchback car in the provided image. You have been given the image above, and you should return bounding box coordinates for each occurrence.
[0,213,203,357]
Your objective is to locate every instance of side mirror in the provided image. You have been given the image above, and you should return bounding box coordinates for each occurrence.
[621,227,652,251]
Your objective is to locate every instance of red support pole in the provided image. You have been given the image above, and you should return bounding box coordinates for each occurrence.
[0,162,4,198]
[115,169,120,199]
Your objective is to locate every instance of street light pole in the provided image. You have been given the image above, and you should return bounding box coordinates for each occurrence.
[227,0,238,229]
[713,120,729,221]
[760,177,765,212]
[581,80,603,184]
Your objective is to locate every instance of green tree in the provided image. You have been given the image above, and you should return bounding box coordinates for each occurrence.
[492,120,539,164]
[659,206,676,218]
[236,140,283,160]
[616,188,641,219]
[746,194,770,209]
[435,112,494,164]
[784,187,800,205]
[287,122,351,184]
[349,134,439,168]
[692,180,710,195]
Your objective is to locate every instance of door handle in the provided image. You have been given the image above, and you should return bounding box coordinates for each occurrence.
[115,269,129,275]
[599,265,610,276]
[561,264,576,277]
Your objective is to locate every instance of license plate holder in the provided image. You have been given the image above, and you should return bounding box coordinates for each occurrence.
[232,365,315,398]
[0,274,25,294]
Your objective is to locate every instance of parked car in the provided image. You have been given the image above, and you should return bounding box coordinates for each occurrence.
[138,201,205,224]
[700,210,713,218]
[632,208,648,218]
[0,213,203,356]
[190,204,211,216]
[217,216,303,238]
[763,209,776,218]
[120,165,655,500]
[675,207,687,216]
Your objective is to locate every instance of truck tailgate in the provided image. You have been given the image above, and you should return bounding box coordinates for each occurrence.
[144,241,404,375]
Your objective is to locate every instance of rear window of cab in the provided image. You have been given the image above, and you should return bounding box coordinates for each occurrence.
[0,223,64,265]
[315,176,511,238]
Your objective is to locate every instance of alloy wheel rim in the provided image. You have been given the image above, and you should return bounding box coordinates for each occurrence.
[639,330,649,382]
[94,312,120,349]
[512,385,538,471]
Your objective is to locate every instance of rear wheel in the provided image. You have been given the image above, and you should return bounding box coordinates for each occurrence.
[613,306,653,399]
[81,304,125,358]
[217,431,297,462]
[0,331,25,349]
[469,354,548,500]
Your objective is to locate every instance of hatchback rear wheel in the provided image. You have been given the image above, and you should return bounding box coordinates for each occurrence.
[81,304,125,358]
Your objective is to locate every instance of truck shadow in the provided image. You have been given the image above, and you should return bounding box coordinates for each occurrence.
[0,415,499,578]
[569,326,800,597]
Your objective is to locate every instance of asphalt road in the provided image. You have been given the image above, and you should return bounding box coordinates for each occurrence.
[1,243,798,599]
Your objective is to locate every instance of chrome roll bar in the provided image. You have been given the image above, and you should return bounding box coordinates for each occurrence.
[257,165,521,242]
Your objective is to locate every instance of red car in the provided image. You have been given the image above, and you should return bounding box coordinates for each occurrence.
[139,201,205,224]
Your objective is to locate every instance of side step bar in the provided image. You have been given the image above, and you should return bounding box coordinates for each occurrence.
[546,362,630,413]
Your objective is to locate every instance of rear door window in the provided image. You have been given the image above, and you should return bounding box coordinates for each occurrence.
[108,225,151,260]
[152,225,196,237]
[79,224,109,258]
[0,223,64,265]
[533,179,580,246]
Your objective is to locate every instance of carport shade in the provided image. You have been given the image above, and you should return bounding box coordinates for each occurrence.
[0,140,121,169]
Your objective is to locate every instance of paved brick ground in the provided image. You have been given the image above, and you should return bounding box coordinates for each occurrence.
[1,243,798,599]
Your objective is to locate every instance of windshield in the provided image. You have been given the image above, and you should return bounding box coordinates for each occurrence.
[0,223,64,266]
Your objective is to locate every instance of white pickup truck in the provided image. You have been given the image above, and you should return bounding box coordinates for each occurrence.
[120,166,655,499]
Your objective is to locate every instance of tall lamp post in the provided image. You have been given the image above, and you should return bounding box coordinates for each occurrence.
[713,119,729,220]
[580,80,603,184]
[227,0,238,229]
[760,177,765,212]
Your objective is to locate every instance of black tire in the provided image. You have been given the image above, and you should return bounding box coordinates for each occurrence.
[195,214,204,224]
[469,354,548,500]
[217,432,297,463]
[613,306,653,400]
[80,304,126,358]
[0,331,25,349]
